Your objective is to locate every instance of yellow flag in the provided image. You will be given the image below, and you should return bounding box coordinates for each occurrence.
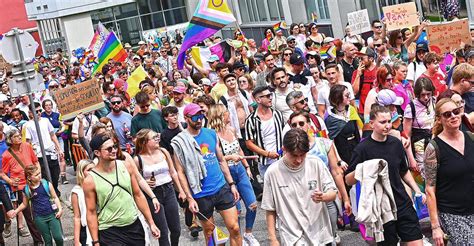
[127,65,148,98]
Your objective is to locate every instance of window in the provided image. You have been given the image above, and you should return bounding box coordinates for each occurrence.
[161,0,186,9]
[113,3,138,20]
[304,0,330,21]
[137,0,162,14]
[117,17,141,45]
[164,7,188,26]
[238,0,285,23]
[141,13,165,30]
[91,8,114,24]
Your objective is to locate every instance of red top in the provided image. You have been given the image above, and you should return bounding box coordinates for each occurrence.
[2,143,38,191]
[419,72,447,97]
[352,67,377,113]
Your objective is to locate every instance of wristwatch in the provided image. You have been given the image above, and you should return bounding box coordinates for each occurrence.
[228,181,236,187]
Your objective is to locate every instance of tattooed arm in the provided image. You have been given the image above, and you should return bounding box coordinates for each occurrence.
[424,142,445,246]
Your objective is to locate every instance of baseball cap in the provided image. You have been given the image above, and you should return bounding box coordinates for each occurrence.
[416,42,429,52]
[138,41,146,45]
[233,62,246,70]
[287,35,296,42]
[124,43,132,49]
[183,103,203,116]
[132,55,141,60]
[356,47,376,58]
[89,134,111,152]
[207,55,220,63]
[200,78,211,86]
[48,80,59,87]
[173,86,186,94]
[290,53,304,65]
[377,89,403,106]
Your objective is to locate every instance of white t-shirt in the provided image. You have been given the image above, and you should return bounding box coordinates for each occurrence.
[317,82,355,109]
[261,118,278,166]
[273,87,294,122]
[406,61,426,83]
[72,114,99,142]
[261,156,337,245]
[24,118,55,157]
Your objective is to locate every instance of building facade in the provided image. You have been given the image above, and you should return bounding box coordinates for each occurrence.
[25,0,474,56]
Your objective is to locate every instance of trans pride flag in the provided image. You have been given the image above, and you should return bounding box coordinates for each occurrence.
[177,0,236,69]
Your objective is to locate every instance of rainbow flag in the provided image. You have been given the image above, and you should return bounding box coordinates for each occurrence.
[89,22,110,57]
[273,21,287,33]
[93,32,127,75]
[319,45,337,60]
[177,0,236,69]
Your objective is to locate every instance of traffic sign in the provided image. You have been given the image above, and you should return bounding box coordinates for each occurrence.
[1,30,38,63]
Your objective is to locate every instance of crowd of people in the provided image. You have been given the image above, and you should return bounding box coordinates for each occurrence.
[0,16,473,246]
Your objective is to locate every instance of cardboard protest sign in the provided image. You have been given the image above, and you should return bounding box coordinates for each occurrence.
[0,55,13,71]
[383,2,420,31]
[426,19,472,54]
[347,9,371,35]
[51,79,104,120]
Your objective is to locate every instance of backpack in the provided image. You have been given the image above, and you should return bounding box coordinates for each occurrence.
[220,89,249,108]
[24,179,51,199]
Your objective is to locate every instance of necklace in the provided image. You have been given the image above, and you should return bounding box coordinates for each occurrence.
[335,107,349,121]
[282,157,303,171]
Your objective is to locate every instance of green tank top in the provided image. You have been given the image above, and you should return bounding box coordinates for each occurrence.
[90,160,138,230]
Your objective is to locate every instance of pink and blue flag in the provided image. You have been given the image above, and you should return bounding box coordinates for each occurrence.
[177,0,236,69]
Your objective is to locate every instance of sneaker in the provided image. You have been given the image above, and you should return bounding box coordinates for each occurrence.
[19,227,30,237]
[190,226,200,238]
[243,233,260,246]
[3,221,11,238]
[335,233,341,245]
[61,175,69,184]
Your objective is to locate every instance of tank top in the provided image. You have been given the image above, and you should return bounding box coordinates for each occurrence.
[90,160,138,230]
[30,182,54,217]
[219,136,240,165]
[141,154,172,187]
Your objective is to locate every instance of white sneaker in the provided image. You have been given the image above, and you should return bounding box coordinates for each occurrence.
[243,233,260,246]
[335,233,341,245]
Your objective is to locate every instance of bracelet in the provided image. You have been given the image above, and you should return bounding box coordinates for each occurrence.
[92,240,100,245]
[431,224,441,230]
[151,197,157,200]
[228,181,236,187]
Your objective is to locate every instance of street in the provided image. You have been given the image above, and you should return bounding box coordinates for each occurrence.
[5,166,433,245]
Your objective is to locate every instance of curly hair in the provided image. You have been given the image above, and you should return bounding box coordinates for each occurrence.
[207,104,228,133]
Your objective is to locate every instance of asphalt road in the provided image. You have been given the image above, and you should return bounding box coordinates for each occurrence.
[5,166,433,245]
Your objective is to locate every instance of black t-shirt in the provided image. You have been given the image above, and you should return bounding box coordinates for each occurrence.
[160,127,182,155]
[346,135,412,212]
[339,58,359,83]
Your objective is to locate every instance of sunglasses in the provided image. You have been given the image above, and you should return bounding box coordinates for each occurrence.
[111,101,121,105]
[102,144,119,153]
[454,99,465,107]
[284,53,293,56]
[36,109,43,113]
[440,107,462,118]
[140,104,151,109]
[374,44,382,48]
[291,121,306,128]
[294,97,308,105]
[149,134,160,141]
[49,85,59,89]
[259,93,273,99]
[374,25,383,29]
[189,114,205,122]
[288,40,296,44]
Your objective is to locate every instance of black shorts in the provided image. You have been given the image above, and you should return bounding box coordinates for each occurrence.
[195,184,235,220]
[378,206,423,245]
[99,219,145,246]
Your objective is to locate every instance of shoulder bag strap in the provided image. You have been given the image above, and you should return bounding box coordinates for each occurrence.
[8,148,26,170]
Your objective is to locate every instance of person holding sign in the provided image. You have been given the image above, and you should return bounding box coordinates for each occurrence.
[388,21,429,63]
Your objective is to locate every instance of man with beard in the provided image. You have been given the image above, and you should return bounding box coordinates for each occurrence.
[352,47,378,114]
[287,54,318,114]
[107,95,133,150]
[171,103,242,245]
[245,86,285,178]
[286,90,327,134]
[340,43,359,83]
[255,53,276,88]
[168,86,189,124]
[271,68,294,121]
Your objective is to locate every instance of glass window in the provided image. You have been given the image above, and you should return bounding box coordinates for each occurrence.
[239,0,251,23]
[304,0,330,21]
[164,7,188,26]
[141,13,165,30]
[268,0,281,21]
[117,17,141,46]
[91,8,114,24]
[113,3,138,20]
[161,0,186,9]
[137,0,162,15]
[256,0,268,22]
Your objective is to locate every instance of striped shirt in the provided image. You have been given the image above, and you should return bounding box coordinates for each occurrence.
[244,108,285,166]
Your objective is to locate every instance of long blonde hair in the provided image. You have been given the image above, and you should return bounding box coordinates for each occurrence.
[207,104,228,133]
[135,129,154,155]
[76,159,95,186]
[432,98,457,137]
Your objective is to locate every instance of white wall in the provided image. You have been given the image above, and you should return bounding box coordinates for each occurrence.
[62,13,94,53]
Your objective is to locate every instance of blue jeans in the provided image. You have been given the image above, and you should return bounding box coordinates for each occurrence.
[229,162,257,231]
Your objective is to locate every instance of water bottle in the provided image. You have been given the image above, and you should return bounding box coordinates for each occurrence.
[150,171,156,182]
[123,122,131,139]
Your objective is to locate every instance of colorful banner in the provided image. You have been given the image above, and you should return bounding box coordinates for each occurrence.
[426,19,472,54]
[382,2,420,31]
[127,65,148,98]
[51,79,105,120]
[347,9,371,35]
[89,22,110,57]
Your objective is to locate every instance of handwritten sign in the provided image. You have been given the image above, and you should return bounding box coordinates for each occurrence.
[0,55,12,71]
[426,19,472,54]
[347,9,371,35]
[51,79,104,120]
[383,2,420,31]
